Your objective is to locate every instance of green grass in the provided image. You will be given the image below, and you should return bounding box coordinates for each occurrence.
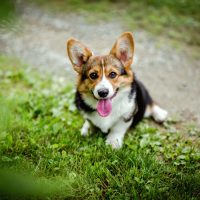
[0,0,17,25]
[30,0,200,47]
[0,55,200,199]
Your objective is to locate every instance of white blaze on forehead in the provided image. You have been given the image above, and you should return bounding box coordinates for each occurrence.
[101,58,104,68]
[93,58,114,99]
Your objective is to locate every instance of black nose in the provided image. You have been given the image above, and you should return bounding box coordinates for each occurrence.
[98,88,109,98]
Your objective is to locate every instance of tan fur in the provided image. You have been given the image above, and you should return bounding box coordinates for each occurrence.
[110,32,134,72]
[67,32,135,96]
[67,39,92,73]
[104,64,133,89]
[76,55,134,95]
[66,32,168,149]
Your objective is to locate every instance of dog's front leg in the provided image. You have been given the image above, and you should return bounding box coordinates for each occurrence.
[106,119,132,149]
[81,120,91,137]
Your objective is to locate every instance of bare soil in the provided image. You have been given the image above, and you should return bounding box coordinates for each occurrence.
[0,5,200,126]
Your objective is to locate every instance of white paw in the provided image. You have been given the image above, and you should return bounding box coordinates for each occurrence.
[152,105,168,123]
[81,121,90,137]
[106,135,123,149]
[81,127,89,136]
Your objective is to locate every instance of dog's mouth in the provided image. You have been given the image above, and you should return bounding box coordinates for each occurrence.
[96,89,118,117]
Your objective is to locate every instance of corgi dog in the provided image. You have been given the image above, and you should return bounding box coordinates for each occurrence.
[67,32,168,149]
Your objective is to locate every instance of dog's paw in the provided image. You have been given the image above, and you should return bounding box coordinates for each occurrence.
[81,121,90,137]
[81,127,89,137]
[152,105,168,123]
[106,135,123,149]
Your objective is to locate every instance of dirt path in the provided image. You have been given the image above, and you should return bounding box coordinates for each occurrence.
[0,5,200,126]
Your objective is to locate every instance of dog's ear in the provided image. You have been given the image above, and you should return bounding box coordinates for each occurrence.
[110,32,134,69]
[67,39,92,73]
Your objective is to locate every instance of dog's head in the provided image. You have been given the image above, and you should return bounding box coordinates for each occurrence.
[67,32,134,117]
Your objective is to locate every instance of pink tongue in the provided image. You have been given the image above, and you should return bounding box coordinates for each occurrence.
[97,99,112,117]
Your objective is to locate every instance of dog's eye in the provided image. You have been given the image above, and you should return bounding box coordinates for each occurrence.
[89,72,98,80]
[109,72,117,79]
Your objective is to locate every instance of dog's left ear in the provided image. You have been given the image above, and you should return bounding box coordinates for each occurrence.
[110,32,134,69]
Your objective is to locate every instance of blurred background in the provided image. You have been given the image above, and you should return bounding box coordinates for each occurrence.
[0,1,200,198]
[0,0,200,124]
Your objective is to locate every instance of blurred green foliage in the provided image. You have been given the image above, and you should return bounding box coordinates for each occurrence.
[1,0,200,46]
[0,0,16,23]
[111,0,200,18]
[0,56,200,199]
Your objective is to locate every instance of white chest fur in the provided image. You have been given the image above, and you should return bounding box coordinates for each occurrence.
[83,86,136,133]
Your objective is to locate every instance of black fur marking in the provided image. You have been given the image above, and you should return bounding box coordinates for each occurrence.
[131,78,153,127]
[75,91,95,113]
[81,72,87,81]
[128,77,136,100]
[81,64,88,81]
[121,67,127,75]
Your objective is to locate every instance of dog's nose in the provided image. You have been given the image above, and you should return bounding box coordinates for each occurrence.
[98,88,109,98]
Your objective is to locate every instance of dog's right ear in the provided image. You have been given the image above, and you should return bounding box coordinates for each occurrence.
[67,39,92,73]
